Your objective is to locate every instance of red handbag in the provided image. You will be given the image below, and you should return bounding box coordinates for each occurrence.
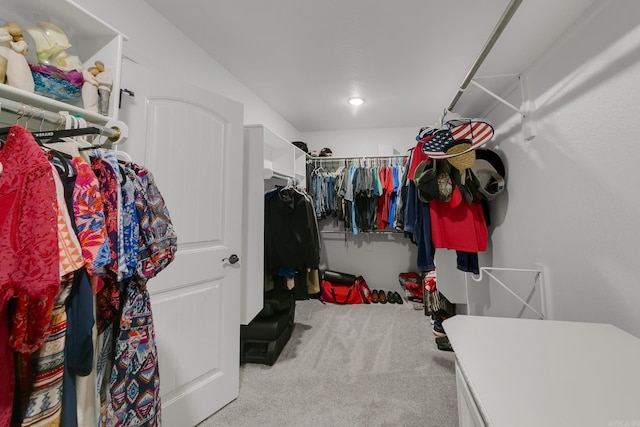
[320,275,371,304]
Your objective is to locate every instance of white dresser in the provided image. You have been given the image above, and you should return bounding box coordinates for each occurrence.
[444,315,640,427]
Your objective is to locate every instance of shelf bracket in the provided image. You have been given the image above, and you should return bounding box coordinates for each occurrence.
[466,267,546,320]
[470,78,525,117]
[472,74,537,141]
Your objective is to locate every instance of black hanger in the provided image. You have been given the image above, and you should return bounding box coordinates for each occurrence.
[47,149,71,178]
[118,165,127,186]
[32,127,103,141]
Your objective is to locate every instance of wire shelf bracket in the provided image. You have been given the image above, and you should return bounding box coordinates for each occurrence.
[466,267,547,320]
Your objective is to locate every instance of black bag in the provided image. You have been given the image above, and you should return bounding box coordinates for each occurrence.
[323,270,357,284]
[291,141,308,153]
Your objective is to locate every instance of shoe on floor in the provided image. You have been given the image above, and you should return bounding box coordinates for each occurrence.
[435,336,449,345]
[379,290,387,304]
[371,290,379,303]
[437,340,454,352]
[433,319,446,338]
[387,291,396,304]
[393,291,404,304]
[433,309,451,323]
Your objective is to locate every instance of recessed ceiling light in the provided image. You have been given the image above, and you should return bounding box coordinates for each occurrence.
[348,97,364,106]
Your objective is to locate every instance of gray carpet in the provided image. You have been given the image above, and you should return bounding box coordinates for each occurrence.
[199,299,458,427]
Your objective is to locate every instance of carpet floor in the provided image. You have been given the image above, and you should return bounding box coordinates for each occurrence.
[199,299,458,427]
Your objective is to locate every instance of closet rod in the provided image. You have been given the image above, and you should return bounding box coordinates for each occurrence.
[0,96,121,141]
[308,154,408,161]
[320,230,403,235]
[447,0,523,111]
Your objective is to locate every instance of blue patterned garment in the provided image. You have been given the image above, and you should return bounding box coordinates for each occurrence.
[89,149,126,279]
[107,162,176,426]
[130,164,177,279]
[121,167,139,279]
[106,278,161,427]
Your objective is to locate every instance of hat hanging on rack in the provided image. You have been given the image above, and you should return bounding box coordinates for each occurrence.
[422,118,494,159]
[444,139,475,171]
[414,160,439,203]
[470,149,506,201]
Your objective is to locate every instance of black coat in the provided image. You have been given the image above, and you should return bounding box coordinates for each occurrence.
[264,188,320,275]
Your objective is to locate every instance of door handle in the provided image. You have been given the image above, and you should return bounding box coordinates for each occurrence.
[222,254,240,265]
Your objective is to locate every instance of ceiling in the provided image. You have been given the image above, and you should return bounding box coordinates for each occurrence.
[144,0,596,133]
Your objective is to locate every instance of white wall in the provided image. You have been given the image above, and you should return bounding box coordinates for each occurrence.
[480,0,640,337]
[79,0,301,143]
[301,127,421,291]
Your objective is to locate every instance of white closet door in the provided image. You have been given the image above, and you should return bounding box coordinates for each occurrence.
[119,57,243,426]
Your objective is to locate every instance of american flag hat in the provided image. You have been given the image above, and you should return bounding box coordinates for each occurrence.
[416,126,437,141]
[424,119,495,159]
[421,129,455,155]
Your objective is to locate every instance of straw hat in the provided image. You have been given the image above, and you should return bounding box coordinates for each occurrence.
[445,139,476,171]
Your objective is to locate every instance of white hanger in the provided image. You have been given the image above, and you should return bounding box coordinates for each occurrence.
[114,150,133,163]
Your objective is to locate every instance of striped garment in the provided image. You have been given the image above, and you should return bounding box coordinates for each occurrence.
[21,276,73,426]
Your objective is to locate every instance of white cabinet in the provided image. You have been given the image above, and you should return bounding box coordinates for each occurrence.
[241,125,307,325]
[445,315,640,427]
[0,0,126,126]
[251,124,307,184]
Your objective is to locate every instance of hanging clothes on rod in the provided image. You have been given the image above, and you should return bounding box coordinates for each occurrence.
[264,180,320,291]
[0,119,174,426]
[310,155,409,235]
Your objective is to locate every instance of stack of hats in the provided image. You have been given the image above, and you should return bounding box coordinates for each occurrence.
[414,116,506,203]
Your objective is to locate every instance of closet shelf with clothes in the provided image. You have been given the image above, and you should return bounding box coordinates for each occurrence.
[243,125,309,324]
[2,0,128,122]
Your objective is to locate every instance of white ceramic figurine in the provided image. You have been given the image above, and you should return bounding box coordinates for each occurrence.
[4,22,34,92]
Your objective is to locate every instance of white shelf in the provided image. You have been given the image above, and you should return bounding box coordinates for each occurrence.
[241,125,307,325]
[1,0,127,125]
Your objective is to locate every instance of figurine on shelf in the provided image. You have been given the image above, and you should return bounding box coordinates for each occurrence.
[0,26,11,83]
[95,60,112,115]
[4,22,34,93]
[82,66,99,113]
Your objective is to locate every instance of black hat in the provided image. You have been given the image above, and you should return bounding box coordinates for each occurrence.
[470,149,506,201]
[414,160,439,203]
[319,147,333,157]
